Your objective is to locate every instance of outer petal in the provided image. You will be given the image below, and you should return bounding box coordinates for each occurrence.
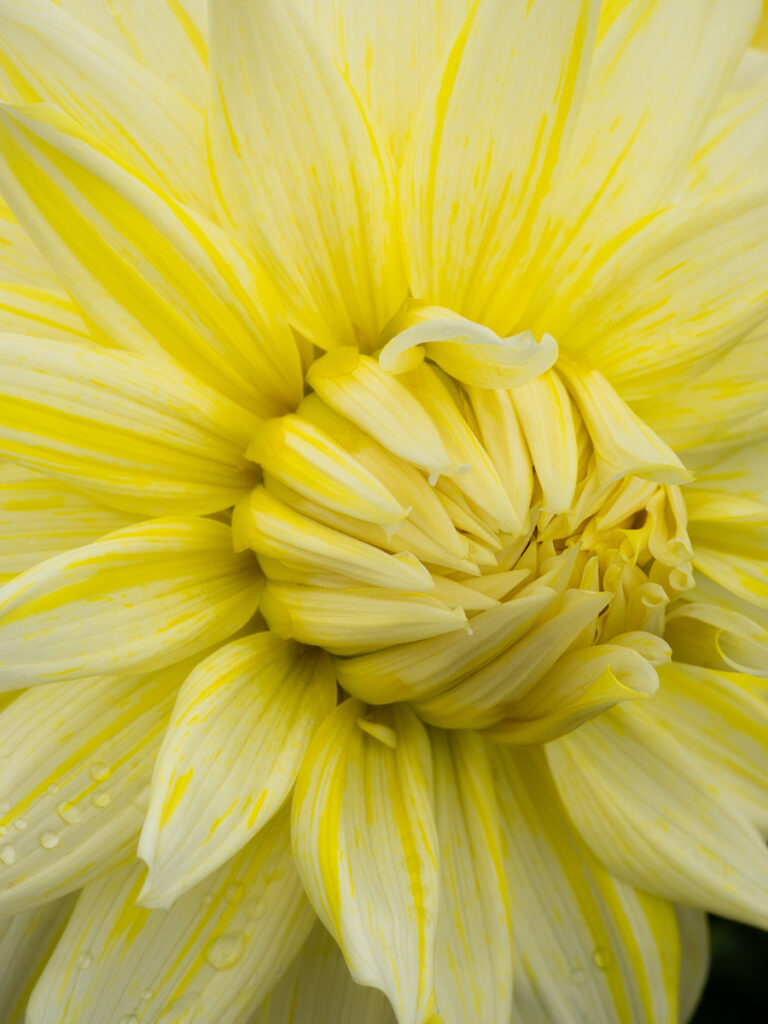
[0,517,262,687]
[292,0,472,162]
[27,811,315,1024]
[0,337,259,517]
[0,896,75,1024]
[0,102,303,415]
[0,0,210,210]
[139,635,336,907]
[431,729,512,1024]
[401,0,598,333]
[676,906,710,1024]
[546,703,768,927]
[291,700,439,1024]
[0,464,132,584]
[0,665,186,918]
[208,0,407,352]
[492,745,681,1024]
[251,921,396,1024]
[55,0,208,108]
[521,0,761,322]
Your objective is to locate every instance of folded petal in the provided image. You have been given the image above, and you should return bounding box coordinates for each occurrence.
[209,0,407,351]
[664,601,768,675]
[0,464,132,584]
[292,700,439,1024]
[492,745,681,1024]
[0,664,185,917]
[0,517,262,687]
[431,730,512,1024]
[0,895,75,1024]
[28,811,315,1024]
[0,337,259,516]
[546,703,768,927]
[0,102,303,415]
[139,635,336,907]
[252,920,396,1024]
[402,0,598,333]
[56,0,209,108]
[0,0,210,210]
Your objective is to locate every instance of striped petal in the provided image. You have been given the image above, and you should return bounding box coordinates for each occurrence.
[546,703,768,927]
[0,0,210,210]
[0,197,60,289]
[0,664,186,917]
[0,283,89,341]
[677,907,710,1024]
[402,0,597,333]
[251,921,396,1024]
[492,745,681,1024]
[431,730,512,1024]
[55,0,208,108]
[139,635,336,907]
[209,0,407,352]
[0,518,261,687]
[0,896,75,1024]
[292,700,439,1024]
[28,811,315,1024]
[0,464,132,584]
[0,338,259,516]
[0,102,303,415]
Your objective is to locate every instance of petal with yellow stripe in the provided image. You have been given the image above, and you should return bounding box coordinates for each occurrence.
[208,0,406,352]
[291,700,439,1024]
[139,635,336,908]
[27,811,315,1024]
[0,517,262,687]
[0,896,75,1024]
[0,284,90,341]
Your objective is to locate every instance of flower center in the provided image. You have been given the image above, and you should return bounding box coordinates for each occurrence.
[234,307,693,744]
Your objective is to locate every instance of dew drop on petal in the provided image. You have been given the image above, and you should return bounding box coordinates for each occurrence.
[77,952,93,970]
[56,800,83,824]
[13,817,27,831]
[206,931,245,970]
[89,762,112,782]
[92,791,112,808]
[593,946,613,970]
[245,899,266,922]
[40,830,60,849]
[118,1015,138,1024]
[0,844,16,866]
[140,989,153,1002]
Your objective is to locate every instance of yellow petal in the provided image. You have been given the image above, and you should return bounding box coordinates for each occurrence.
[55,0,209,108]
[0,896,75,1024]
[233,486,433,592]
[28,812,315,1024]
[0,0,210,210]
[431,730,512,1024]
[0,102,303,414]
[208,0,406,351]
[401,0,598,333]
[664,601,768,675]
[0,337,258,516]
[253,920,396,1024]
[138,635,336,907]
[512,370,579,514]
[467,387,533,527]
[0,517,261,687]
[547,702,768,927]
[0,664,186,917]
[0,197,60,289]
[247,414,408,527]
[0,464,133,584]
[493,745,681,1024]
[292,0,472,163]
[292,701,439,1024]
[261,582,466,656]
[676,906,710,1024]
[0,283,90,341]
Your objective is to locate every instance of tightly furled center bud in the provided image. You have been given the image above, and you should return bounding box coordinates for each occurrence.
[233,308,694,746]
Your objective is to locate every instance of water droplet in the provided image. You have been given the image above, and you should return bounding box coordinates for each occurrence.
[91,791,111,808]
[206,931,245,970]
[201,892,214,907]
[245,899,266,922]
[89,762,111,782]
[46,783,60,796]
[140,989,153,1002]
[593,946,613,970]
[40,830,60,849]
[77,952,93,970]
[225,883,244,905]
[0,844,16,866]
[118,1015,138,1024]
[571,966,586,984]
[56,800,82,824]
[14,817,27,831]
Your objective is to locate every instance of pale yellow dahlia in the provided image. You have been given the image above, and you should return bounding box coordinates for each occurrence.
[0,0,766,1021]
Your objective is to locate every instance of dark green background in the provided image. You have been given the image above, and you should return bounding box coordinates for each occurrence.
[691,917,768,1020]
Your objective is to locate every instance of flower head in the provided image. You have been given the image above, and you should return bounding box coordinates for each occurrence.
[0,1,766,1023]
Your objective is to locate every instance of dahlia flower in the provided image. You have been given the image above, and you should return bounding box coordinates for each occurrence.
[0,0,766,1021]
